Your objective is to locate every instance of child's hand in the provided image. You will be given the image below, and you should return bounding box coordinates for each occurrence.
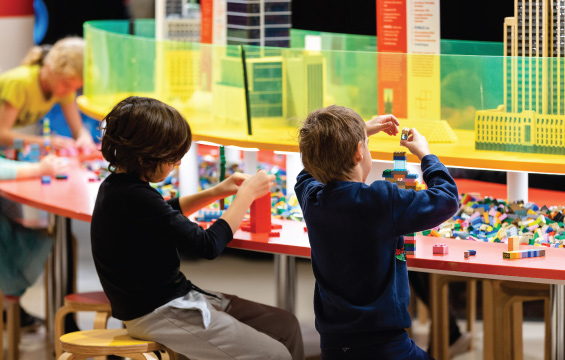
[216,172,250,197]
[38,154,69,176]
[239,170,275,201]
[51,135,77,150]
[400,128,431,160]
[75,131,97,152]
[366,114,400,137]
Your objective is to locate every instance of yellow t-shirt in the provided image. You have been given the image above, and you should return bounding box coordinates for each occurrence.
[0,65,75,127]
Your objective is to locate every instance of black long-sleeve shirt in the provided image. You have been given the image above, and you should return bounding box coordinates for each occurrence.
[90,173,233,320]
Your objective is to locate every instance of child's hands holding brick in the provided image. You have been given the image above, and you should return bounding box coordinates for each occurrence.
[400,128,430,160]
[366,114,400,137]
[238,170,275,201]
[216,172,250,197]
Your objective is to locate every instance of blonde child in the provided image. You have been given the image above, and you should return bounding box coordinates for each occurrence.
[0,37,95,150]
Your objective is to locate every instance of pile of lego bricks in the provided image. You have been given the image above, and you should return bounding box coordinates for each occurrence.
[430,194,565,247]
[382,151,426,191]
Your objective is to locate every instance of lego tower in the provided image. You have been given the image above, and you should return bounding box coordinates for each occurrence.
[475,0,565,154]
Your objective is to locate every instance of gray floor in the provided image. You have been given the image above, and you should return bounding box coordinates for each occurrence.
[12,220,546,360]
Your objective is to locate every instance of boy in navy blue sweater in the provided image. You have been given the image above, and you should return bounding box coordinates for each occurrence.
[295,105,459,359]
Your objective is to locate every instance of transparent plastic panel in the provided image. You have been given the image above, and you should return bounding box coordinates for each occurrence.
[82,21,565,159]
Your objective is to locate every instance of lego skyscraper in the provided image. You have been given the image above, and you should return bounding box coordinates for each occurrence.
[475,0,565,154]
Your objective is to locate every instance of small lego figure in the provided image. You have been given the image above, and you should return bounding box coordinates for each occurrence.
[401,127,409,141]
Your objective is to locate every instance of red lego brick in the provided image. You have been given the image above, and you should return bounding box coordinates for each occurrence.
[250,193,271,233]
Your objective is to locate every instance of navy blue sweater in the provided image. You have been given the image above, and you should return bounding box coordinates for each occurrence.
[295,154,459,347]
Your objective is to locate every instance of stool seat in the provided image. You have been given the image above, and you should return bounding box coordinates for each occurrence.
[55,291,112,359]
[63,292,110,310]
[58,329,173,360]
[60,329,162,354]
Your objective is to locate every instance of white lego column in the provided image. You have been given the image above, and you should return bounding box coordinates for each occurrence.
[284,152,302,197]
[0,1,34,72]
[507,171,528,203]
[243,148,259,173]
[224,146,241,166]
[179,143,199,196]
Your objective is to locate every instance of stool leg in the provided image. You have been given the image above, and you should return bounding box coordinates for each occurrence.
[465,279,477,350]
[417,298,428,325]
[509,302,523,360]
[544,298,551,360]
[6,299,20,360]
[439,278,450,359]
[429,273,441,359]
[482,279,496,360]
[58,352,81,360]
[54,306,73,359]
[93,311,110,329]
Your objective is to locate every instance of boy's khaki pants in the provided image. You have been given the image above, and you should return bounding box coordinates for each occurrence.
[125,290,304,360]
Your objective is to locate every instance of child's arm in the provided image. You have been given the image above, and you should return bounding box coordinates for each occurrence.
[392,127,459,234]
[0,101,76,149]
[219,170,275,234]
[60,102,96,150]
[0,101,42,147]
[0,155,67,180]
[366,114,400,137]
[178,172,249,216]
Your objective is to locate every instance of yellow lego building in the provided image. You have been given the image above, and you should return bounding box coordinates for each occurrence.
[475,0,565,155]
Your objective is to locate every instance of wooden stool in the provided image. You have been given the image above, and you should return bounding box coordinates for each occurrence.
[430,274,477,360]
[483,280,550,360]
[58,329,175,360]
[54,292,112,360]
[0,292,21,360]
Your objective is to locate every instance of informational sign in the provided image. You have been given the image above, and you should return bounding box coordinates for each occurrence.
[377,0,440,120]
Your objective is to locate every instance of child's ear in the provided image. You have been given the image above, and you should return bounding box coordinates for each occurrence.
[354,140,363,163]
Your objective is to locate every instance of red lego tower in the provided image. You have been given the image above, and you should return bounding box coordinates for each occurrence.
[250,193,271,233]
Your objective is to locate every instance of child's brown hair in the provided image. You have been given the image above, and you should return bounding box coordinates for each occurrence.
[298,105,366,184]
[101,96,191,179]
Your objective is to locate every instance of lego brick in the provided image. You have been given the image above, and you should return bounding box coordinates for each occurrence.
[401,127,409,141]
[250,193,272,233]
[433,244,448,254]
[508,236,521,251]
[503,249,546,259]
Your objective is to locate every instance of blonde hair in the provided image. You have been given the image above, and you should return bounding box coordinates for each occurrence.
[21,37,84,79]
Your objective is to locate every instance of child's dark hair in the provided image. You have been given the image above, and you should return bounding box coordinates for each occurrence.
[101,96,191,179]
[298,105,366,184]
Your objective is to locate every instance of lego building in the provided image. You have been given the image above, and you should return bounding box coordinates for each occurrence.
[475,0,565,154]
